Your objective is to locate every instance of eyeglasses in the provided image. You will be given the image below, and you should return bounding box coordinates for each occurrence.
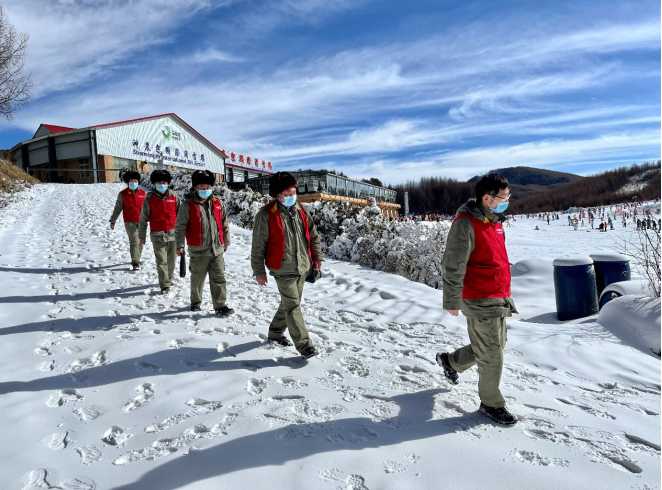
[491,192,511,201]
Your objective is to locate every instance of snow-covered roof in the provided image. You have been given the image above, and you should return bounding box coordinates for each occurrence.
[553,256,593,267]
[590,253,630,263]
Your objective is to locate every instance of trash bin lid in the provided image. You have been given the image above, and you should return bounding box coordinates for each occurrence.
[589,253,630,263]
[553,256,594,267]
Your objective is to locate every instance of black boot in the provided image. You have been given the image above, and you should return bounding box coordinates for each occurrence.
[479,403,517,426]
[268,336,292,347]
[160,287,170,294]
[190,304,202,312]
[436,352,459,385]
[131,262,140,271]
[300,345,318,359]
[215,306,234,317]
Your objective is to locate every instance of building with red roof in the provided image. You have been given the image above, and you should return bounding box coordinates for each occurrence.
[10,113,273,184]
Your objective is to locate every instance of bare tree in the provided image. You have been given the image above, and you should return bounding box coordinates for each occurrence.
[0,6,30,118]
[622,225,661,298]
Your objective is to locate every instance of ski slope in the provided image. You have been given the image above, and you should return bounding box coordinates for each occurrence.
[0,184,659,490]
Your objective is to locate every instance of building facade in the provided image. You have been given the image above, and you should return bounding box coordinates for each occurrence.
[247,170,401,217]
[9,113,273,184]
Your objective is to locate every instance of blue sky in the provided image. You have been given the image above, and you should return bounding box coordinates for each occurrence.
[1,0,659,184]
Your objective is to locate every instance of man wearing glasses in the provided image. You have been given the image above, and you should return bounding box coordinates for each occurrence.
[436,173,518,425]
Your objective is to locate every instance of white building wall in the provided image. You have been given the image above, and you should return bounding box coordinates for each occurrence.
[95,116,225,173]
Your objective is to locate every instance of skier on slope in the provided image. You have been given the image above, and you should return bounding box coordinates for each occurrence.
[250,171,322,359]
[175,170,234,317]
[109,170,146,271]
[139,169,181,294]
[435,173,519,426]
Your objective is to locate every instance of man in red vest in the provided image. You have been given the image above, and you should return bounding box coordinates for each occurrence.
[175,170,233,316]
[139,169,180,293]
[251,172,322,359]
[436,173,518,425]
[109,170,146,271]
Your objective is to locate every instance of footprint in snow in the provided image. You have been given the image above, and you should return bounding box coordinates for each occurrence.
[513,449,569,467]
[145,398,223,433]
[168,338,186,349]
[75,445,102,465]
[101,426,133,447]
[339,356,370,377]
[122,383,155,412]
[247,378,268,395]
[47,389,83,408]
[45,430,71,450]
[73,406,103,422]
[555,397,615,420]
[66,351,107,373]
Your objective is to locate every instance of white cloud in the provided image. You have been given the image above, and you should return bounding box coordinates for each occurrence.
[189,48,244,64]
[333,129,661,184]
[3,0,221,97]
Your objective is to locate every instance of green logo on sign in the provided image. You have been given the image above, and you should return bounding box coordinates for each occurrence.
[162,126,182,141]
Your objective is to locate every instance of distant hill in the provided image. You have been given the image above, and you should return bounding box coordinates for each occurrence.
[469,166,582,186]
[468,166,584,201]
[393,162,660,215]
[509,161,660,213]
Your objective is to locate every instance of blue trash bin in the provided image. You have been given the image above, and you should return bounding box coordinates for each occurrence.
[553,256,599,321]
[590,254,631,296]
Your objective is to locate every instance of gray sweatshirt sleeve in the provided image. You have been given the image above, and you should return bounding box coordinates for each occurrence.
[442,218,474,310]
[175,200,189,250]
[250,209,269,277]
[138,196,150,242]
[110,193,123,224]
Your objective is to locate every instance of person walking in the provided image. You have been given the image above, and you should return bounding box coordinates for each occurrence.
[250,172,322,359]
[139,169,180,293]
[109,170,146,271]
[435,173,518,426]
[175,170,233,316]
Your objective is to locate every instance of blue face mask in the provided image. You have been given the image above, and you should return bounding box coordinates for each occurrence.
[492,201,509,214]
[128,182,139,191]
[155,183,168,194]
[197,189,213,200]
[281,194,297,208]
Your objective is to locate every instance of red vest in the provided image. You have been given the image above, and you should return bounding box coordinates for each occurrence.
[265,202,312,270]
[456,212,511,300]
[148,193,177,233]
[120,188,146,223]
[186,198,225,246]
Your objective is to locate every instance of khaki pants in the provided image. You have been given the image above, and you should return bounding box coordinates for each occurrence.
[152,238,177,289]
[449,316,508,408]
[269,275,310,352]
[124,222,143,265]
[190,254,227,309]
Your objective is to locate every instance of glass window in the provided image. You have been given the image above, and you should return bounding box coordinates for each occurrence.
[328,175,336,192]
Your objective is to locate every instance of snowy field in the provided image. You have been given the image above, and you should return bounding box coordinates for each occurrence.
[0,184,659,490]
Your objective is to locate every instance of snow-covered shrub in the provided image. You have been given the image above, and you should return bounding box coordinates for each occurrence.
[327,209,449,288]
[222,188,270,229]
[622,227,661,298]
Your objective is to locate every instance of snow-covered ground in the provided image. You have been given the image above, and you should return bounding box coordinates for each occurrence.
[0,184,659,490]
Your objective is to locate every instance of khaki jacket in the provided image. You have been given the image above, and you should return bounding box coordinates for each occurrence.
[442,199,518,318]
[175,195,230,257]
[251,201,322,277]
